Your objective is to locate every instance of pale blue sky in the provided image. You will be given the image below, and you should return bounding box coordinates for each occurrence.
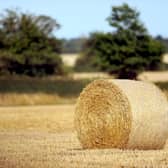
[0,0,167,39]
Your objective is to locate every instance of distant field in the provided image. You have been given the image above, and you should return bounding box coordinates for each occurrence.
[0,77,91,106]
[139,71,168,82]
[61,52,168,69]
[0,105,168,167]
[0,75,168,106]
[162,53,168,64]
[61,53,79,67]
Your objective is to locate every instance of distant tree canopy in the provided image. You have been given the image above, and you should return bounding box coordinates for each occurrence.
[0,9,63,76]
[61,38,87,53]
[156,35,168,52]
[75,3,165,79]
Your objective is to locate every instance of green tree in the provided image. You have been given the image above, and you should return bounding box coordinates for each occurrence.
[76,3,165,79]
[75,32,112,72]
[107,3,147,35]
[62,37,87,53]
[0,9,63,76]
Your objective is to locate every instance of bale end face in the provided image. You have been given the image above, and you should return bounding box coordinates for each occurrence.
[75,80,132,149]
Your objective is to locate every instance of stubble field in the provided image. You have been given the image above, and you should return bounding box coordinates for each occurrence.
[0,105,168,168]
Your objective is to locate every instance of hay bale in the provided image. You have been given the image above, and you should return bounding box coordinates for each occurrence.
[75,79,168,149]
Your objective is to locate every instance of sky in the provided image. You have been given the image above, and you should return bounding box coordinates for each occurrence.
[0,0,168,39]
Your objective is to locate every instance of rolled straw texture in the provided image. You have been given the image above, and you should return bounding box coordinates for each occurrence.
[75,79,168,149]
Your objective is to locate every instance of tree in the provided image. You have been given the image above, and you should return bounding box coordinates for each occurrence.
[0,9,63,76]
[107,3,147,35]
[107,3,165,78]
[61,37,87,53]
[76,3,165,79]
[75,32,113,72]
[156,35,168,52]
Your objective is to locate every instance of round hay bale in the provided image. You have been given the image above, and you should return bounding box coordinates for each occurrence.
[75,79,168,149]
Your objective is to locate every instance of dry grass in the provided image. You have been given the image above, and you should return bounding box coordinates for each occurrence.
[1,72,168,106]
[72,70,168,82]
[0,77,91,106]
[0,93,76,106]
[1,131,168,168]
[162,53,168,64]
[138,71,168,82]
[0,105,168,167]
[71,72,111,80]
[0,105,74,132]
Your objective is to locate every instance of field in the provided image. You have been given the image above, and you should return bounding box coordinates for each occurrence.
[0,77,91,106]
[1,73,168,167]
[60,53,168,69]
[0,75,168,106]
[0,105,168,168]
[61,54,79,67]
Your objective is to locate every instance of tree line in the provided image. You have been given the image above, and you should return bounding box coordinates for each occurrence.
[75,3,165,79]
[0,4,166,79]
[62,36,168,54]
[0,9,62,76]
